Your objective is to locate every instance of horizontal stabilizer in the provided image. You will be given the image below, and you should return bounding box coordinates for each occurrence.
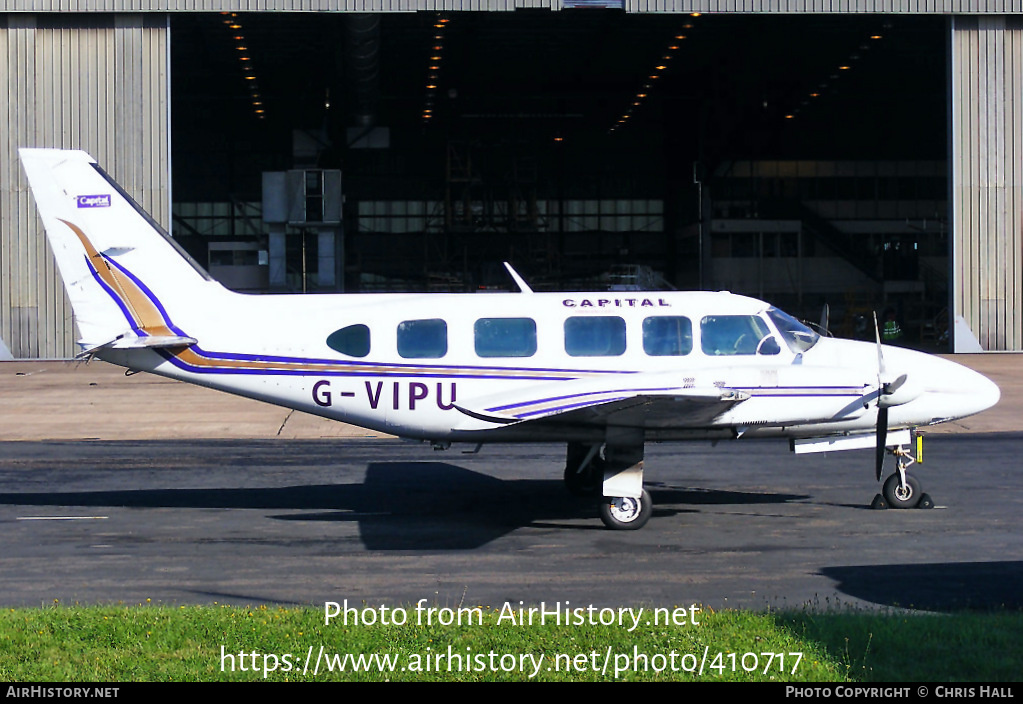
[79,330,197,358]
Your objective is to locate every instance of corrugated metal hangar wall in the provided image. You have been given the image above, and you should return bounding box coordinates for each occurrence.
[0,2,1021,357]
[950,15,1023,352]
[1,13,169,358]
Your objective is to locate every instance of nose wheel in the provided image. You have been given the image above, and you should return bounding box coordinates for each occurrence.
[882,473,921,508]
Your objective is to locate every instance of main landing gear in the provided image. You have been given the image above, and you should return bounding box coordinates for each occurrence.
[565,440,652,530]
[873,436,934,510]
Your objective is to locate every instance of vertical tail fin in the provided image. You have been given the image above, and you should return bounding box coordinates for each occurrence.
[19,149,214,353]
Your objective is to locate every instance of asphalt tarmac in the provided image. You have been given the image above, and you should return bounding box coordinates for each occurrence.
[1,434,1020,611]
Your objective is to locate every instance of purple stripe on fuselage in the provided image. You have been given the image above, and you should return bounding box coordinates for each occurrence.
[728,386,866,397]
[487,386,679,413]
[155,349,591,381]
[739,392,863,398]
[183,345,626,377]
[514,397,629,418]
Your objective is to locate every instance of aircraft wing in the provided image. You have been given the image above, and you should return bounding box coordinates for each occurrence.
[455,375,749,431]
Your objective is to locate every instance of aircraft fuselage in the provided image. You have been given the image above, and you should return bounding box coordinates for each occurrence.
[98,286,998,445]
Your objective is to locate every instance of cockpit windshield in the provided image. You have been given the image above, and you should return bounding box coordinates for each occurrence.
[766,307,820,353]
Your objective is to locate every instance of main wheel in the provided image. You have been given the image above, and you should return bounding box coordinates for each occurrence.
[882,474,921,509]
[599,489,652,530]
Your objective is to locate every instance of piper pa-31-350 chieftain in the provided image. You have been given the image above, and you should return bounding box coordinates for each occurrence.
[20,149,1000,530]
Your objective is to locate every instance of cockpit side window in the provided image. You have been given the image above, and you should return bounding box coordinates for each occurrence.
[766,307,820,353]
[397,319,447,358]
[700,315,776,356]
[765,306,818,352]
[326,324,370,358]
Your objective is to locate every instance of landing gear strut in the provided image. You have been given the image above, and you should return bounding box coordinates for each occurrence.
[564,442,602,497]
[565,439,652,529]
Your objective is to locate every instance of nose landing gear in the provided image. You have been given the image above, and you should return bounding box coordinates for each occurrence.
[873,436,934,510]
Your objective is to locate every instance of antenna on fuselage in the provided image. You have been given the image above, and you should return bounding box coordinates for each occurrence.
[502,262,534,294]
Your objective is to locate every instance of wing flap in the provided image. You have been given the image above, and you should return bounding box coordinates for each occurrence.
[548,391,749,429]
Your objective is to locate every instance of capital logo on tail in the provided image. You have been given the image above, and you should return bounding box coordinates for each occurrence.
[76,194,111,208]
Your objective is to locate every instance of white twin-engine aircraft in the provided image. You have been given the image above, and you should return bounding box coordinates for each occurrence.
[20,149,1000,530]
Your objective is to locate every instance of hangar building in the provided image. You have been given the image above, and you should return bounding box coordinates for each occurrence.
[1,2,1020,357]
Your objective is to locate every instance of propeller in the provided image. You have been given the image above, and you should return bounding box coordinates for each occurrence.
[875,407,888,481]
[872,312,918,480]
[873,312,888,481]
[819,303,830,337]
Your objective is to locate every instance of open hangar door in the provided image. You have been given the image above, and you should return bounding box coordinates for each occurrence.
[169,11,947,345]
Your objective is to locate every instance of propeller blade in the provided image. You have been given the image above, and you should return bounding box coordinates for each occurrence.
[873,310,889,481]
[885,373,908,397]
[819,303,830,337]
[873,312,910,407]
[873,310,886,377]
[876,406,888,481]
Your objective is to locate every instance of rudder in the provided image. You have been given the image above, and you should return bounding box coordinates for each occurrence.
[19,149,216,353]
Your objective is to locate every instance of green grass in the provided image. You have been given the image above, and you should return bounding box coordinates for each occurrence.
[0,602,1020,681]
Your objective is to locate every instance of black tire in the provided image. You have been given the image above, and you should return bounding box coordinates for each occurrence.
[598,489,652,530]
[882,474,921,509]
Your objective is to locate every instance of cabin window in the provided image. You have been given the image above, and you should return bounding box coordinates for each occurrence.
[700,315,777,356]
[326,324,371,358]
[642,316,693,356]
[474,318,537,358]
[564,316,626,357]
[397,319,447,358]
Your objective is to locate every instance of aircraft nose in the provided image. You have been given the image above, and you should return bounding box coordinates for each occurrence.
[924,355,1000,421]
[960,362,1001,416]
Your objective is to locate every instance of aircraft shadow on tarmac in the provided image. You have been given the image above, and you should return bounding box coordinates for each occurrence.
[0,461,807,550]
[820,561,1023,611]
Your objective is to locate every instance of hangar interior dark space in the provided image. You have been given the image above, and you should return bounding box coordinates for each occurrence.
[170,11,947,342]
